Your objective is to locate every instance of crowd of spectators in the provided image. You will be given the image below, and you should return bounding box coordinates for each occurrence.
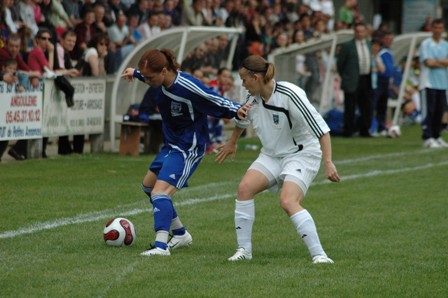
[1,0,447,161]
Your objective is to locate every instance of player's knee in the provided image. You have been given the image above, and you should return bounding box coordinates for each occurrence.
[279,194,301,214]
[237,180,255,199]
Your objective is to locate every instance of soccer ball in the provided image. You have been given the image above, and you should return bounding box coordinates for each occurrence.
[388,125,401,138]
[103,217,136,247]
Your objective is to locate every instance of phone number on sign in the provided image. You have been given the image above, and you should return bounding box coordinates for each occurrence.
[5,110,41,124]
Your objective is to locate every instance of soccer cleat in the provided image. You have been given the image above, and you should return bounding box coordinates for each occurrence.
[140,247,171,257]
[168,231,193,249]
[435,137,448,148]
[423,138,442,148]
[228,248,252,261]
[312,255,334,264]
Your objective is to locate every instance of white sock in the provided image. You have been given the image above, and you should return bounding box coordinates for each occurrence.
[171,216,183,230]
[234,199,255,252]
[290,209,326,258]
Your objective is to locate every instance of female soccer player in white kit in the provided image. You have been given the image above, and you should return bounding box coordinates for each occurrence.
[216,55,340,264]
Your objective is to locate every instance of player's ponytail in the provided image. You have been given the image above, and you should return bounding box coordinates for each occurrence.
[241,55,276,84]
[138,48,180,73]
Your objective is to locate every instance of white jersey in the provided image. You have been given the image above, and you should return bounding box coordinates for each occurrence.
[236,81,330,158]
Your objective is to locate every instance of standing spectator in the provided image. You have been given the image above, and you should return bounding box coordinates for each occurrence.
[72,7,96,61]
[28,28,55,158]
[53,30,80,155]
[28,28,54,73]
[75,32,109,153]
[418,18,448,148]
[0,33,40,86]
[372,31,394,136]
[0,34,41,161]
[337,22,373,137]
[369,38,385,133]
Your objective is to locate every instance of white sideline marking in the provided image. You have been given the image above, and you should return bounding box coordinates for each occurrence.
[1,153,446,240]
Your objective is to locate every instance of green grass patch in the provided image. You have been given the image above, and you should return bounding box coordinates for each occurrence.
[0,125,447,297]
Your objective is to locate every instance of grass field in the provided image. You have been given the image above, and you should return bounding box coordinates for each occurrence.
[1,125,447,297]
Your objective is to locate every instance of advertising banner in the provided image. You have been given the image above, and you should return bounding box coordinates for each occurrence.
[42,78,105,137]
[0,82,43,141]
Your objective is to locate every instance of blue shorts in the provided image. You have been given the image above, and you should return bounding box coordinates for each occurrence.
[149,144,205,189]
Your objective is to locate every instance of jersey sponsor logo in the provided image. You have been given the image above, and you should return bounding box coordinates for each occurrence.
[171,102,182,117]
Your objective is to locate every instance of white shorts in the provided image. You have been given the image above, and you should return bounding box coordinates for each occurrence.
[248,151,321,195]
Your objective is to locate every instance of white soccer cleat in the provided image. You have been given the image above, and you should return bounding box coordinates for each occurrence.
[312,255,334,264]
[423,138,442,148]
[228,248,252,261]
[436,137,448,148]
[140,247,171,257]
[168,231,193,249]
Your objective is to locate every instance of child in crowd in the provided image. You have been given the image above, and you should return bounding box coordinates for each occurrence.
[2,59,29,92]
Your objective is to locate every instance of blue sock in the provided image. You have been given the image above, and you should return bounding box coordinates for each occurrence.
[154,241,168,250]
[152,194,173,235]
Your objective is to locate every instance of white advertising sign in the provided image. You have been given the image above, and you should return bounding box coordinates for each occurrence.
[42,78,105,137]
[0,82,43,141]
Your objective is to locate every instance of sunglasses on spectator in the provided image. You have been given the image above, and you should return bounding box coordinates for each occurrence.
[39,36,51,41]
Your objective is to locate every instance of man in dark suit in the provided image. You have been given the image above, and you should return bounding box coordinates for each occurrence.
[337,22,373,137]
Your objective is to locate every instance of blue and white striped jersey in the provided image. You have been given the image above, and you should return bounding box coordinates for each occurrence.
[134,69,241,150]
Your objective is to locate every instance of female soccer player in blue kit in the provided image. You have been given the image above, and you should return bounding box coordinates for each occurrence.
[121,48,249,256]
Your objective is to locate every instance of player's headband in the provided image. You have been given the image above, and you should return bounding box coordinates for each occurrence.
[243,61,268,73]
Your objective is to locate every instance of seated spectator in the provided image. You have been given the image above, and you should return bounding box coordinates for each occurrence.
[126,0,150,26]
[180,43,209,74]
[107,12,136,70]
[390,56,422,124]
[40,0,73,40]
[18,0,39,38]
[181,0,205,26]
[137,12,161,41]
[62,0,82,27]
[163,0,181,26]
[72,7,96,61]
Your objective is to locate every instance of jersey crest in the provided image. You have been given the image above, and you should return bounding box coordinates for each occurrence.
[272,114,279,125]
[171,101,182,117]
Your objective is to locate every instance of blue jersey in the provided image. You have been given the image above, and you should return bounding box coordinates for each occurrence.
[134,69,241,150]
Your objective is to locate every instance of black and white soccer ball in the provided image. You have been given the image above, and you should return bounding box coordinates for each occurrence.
[103,217,136,247]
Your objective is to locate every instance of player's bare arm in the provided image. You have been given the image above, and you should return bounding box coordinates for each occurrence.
[121,67,135,81]
[319,133,340,182]
[215,126,245,164]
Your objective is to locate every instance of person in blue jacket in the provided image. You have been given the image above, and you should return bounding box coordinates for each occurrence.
[121,48,249,257]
